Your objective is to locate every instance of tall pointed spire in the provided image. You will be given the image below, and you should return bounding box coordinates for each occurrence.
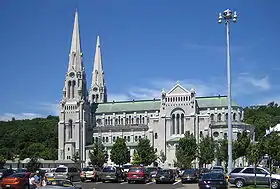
[92,36,104,86]
[68,10,83,72]
[89,36,107,104]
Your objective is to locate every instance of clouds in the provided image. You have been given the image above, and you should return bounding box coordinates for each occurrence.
[0,102,60,121]
[0,112,43,121]
[108,73,272,103]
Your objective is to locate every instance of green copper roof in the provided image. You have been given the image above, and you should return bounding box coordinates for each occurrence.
[95,99,161,114]
[95,96,241,113]
[196,96,241,108]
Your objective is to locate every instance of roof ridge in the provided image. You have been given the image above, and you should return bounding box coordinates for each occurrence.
[101,98,161,104]
[196,95,227,99]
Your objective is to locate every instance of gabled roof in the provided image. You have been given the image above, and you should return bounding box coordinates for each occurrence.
[167,83,189,95]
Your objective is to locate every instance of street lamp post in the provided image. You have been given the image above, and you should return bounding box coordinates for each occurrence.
[218,9,238,174]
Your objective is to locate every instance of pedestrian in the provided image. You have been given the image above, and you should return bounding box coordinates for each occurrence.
[34,170,40,184]
[29,173,38,189]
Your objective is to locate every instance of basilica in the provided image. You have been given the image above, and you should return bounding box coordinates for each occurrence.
[57,11,255,168]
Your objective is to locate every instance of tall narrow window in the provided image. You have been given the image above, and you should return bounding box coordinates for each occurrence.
[176,114,180,134]
[121,118,123,125]
[72,80,76,99]
[129,116,132,124]
[225,113,228,121]
[233,113,236,121]
[217,113,222,122]
[140,115,142,124]
[142,117,145,124]
[68,81,71,98]
[210,114,214,121]
[136,118,140,124]
[172,114,175,135]
[181,114,184,134]
[68,120,73,139]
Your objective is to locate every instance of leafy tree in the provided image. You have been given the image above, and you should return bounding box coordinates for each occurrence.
[110,138,130,166]
[159,150,166,163]
[0,155,6,168]
[132,150,141,165]
[175,132,197,169]
[218,139,228,168]
[135,138,157,166]
[26,157,41,172]
[89,143,107,167]
[198,135,215,167]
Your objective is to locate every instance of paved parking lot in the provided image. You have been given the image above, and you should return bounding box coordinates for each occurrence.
[81,180,199,189]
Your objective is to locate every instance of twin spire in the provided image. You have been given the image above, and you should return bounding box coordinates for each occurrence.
[67,10,104,87]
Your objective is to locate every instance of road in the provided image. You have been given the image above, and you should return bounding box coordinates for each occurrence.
[80,180,199,189]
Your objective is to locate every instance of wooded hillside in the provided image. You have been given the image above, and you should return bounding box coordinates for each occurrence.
[0,115,58,160]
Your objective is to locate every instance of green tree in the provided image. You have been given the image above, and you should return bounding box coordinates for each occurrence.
[110,138,130,166]
[26,157,41,172]
[175,132,197,169]
[0,155,6,168]
[219,139,228,168]
[136,138,157,166]
[132,150,141,165]
[159,150,166,163]
[89,143,107,167]
[198,135,215,168]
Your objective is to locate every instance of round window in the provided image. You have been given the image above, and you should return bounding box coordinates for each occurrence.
[213,132,219,137]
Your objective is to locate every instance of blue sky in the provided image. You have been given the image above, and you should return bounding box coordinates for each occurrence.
[0,0,279,120]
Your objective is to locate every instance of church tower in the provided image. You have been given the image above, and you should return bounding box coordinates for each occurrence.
[58,10,91,167]
[89,36,107,104]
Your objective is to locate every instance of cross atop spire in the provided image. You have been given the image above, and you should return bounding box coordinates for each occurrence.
[68,10,83,72]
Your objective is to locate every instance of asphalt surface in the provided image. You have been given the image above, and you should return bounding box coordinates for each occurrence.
[80,180,199,189]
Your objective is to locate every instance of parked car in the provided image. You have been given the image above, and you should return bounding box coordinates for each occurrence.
[146,167,161,180]
[53,165,80,182]
[80,166,102,182]
[210,166,225,173]
[1,172,30,189]
[181,169,199,183]
[0,169,16,181]
[155,169,175,184]
[127,166,150,184]
[44,179,82,189]
[198,172,228,189]
[228,167,280,189]
[101,166,124,183]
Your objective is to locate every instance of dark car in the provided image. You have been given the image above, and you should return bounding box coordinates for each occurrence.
[181,169,199,183]
[101,166,124,183]
[127,166,150,184]
[146,167,161,180]
[198,172,228,189]
[0,169,16,181]
[155,169,175,184]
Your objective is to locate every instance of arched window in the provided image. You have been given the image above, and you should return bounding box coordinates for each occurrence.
[132,118,134,124]
[233,113,236,121]
[142,117,145,124]
[225,113,228,121]
[217,113,222,122]
[105,119,108,125]
[125,118,128,125]
[115,118,118,125]
[129,116,132,124]
[172,114,175,135]
[181,114,184,134]
[136,118,140,124]
[120,118,123,125]
[68,120,73,139]
[210,114,214,121]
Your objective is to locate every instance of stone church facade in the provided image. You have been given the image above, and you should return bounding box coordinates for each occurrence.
[58,11,255,168]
